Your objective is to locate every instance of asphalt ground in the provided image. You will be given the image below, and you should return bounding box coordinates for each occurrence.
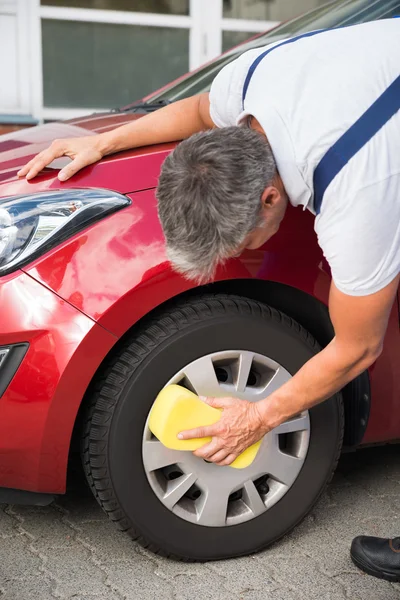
[1,445,400,600]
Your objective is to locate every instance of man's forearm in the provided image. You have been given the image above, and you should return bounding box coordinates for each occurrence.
[97,94,212,156]
[258,338,379,429]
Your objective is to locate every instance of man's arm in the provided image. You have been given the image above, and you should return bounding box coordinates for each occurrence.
[18,93,213,181]
[178,274,399,465]
[258,274,400,429]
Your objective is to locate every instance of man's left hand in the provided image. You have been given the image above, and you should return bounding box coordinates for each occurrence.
[177,396,268,466]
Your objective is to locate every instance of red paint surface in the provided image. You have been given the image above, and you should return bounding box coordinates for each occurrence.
[0,99,398,496]
[0,272,116,493]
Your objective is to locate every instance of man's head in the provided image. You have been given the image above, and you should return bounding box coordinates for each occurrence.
[157,126,288,282]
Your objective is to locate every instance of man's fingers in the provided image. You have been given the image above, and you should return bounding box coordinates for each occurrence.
[22,151,93,182]
[58,155,88,181]
[18,140,67,180]
[24,150,63,180]
[196,446,238,466]
[17,162,33,177]
[201,396,234,408]
[178,424,218,440]
[193,439,221,459]
[207,449,229,463]
[25,163,48,180]
[17,136,103,181]
[217,453,237,466]
[18,154,47,178]
[58,150,101,181]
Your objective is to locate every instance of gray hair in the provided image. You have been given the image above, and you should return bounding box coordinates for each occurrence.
[157,126,277,282]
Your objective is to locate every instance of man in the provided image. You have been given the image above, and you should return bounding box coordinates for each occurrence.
[19,19,400,581]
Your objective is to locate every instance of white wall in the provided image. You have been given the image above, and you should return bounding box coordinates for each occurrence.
[0,0,37,117]
[0,0,20,112]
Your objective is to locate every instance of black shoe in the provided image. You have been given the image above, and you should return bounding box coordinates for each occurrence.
[351,535,400,582]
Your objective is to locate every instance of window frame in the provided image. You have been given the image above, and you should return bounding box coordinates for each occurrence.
[23,0,278,121]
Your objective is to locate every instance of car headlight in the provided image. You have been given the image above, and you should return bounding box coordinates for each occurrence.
[0,189,130,275]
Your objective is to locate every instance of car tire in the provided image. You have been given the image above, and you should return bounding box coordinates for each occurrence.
[81,294,343,561]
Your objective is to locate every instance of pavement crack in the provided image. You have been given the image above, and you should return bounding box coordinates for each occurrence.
[206,559,280,595]
[4,505,62,598]
[53,502,126,600]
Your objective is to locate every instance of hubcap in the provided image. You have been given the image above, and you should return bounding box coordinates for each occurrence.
[143,350,310,527]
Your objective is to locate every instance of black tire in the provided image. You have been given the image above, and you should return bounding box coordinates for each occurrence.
[81,294,343,561]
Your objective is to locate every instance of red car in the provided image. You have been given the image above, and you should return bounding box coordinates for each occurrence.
[0,0,398,561]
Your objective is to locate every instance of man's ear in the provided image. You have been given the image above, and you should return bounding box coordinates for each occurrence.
[261,185,282,209]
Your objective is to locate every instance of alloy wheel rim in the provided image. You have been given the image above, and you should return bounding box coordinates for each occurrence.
[143,350,310,527]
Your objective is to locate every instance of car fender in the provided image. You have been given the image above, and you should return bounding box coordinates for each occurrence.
[25,191,327,334]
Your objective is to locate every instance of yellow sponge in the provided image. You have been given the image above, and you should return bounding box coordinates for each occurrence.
[148,384,261,469]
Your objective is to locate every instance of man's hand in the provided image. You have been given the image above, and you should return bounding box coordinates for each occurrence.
[18,136,105,182]
[18,93,214,182]
[178,396,268,466]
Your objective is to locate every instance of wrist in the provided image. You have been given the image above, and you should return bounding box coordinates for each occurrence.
[96,132,118,156]
[251,400,275,434]
[256,396,287,431]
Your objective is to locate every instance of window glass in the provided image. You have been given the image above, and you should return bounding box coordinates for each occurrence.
[41,0,189,15]
[222,0,326,22]
[42,20,189,108]
[222,31,259,53]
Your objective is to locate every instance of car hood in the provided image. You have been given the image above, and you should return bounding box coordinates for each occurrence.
[0,111,174,195]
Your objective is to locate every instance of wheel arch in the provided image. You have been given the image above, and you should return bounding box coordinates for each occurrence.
[70,278,370,464]
[201,279,371,448]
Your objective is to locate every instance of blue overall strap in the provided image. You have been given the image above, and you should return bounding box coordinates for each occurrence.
[242,29,326,106]
[243,17,400,105]
[313,74,400,215]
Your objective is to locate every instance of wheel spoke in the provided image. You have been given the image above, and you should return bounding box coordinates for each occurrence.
[266,444,303,486]
[183,356,222,397]
[196,485,230,526]
[263,367,291,397]
[273,414,309,435]
[235,352,254,393]
[142,440,185,472]
[243,480,267,517]
[144,349,311,527]
[162,472,197,510]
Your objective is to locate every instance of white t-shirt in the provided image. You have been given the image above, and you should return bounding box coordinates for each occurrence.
[209,19,400,296]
